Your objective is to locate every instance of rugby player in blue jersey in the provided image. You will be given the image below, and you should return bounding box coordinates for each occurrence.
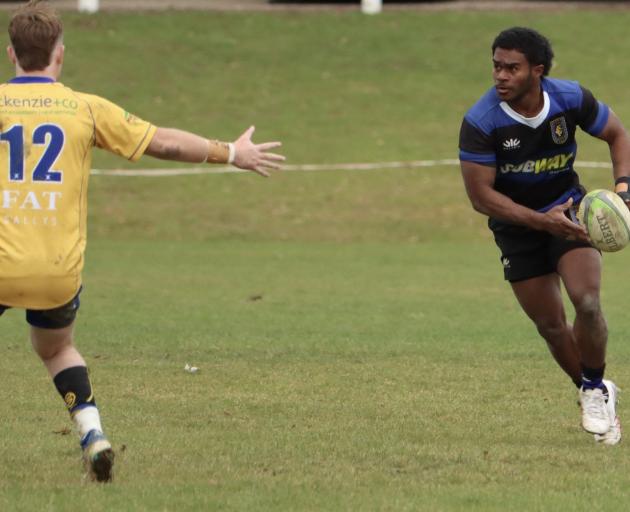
[459,27,630,444]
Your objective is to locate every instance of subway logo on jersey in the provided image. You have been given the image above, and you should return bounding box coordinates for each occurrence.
[499,152,574,174]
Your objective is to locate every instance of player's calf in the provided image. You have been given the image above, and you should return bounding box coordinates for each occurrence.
[54,365,114,482]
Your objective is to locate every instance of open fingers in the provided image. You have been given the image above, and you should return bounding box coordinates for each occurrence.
[238,125,256,141]
[551,198,573,213]
[259,159,283,170]
[256,141,282,151]
[252,166,270,177]
[567,223,589,242]
[566,217,586,233]
[260,152,285,162]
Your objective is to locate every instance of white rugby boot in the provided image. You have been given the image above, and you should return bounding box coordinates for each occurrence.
[579,385,610,435]
[594,380,621,445]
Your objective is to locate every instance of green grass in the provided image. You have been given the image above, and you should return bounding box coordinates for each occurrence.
[1,7,630,512]
[0,9,627,168]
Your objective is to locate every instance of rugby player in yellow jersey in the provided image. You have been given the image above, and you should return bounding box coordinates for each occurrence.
[1,1,284,482]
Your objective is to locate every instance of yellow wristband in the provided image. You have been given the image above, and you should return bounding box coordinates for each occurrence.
[206,139,231,164]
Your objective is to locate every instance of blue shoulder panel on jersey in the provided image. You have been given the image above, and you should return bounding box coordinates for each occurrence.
[8,76,55,84]
[587,102,609,136]
[542,77,583,111]
[459,149,496,165]
[543,77,610,134]
[464,87,516,135]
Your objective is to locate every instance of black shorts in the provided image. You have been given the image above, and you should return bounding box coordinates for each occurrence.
[0,289,81,329]
[493,228,594,282]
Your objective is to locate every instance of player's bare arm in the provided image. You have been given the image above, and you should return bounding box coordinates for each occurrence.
[145,125,285,177]
[594,111,630,200]
[461,160,588,241]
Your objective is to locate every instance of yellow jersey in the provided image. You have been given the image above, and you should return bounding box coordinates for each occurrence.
[0,76,156,309]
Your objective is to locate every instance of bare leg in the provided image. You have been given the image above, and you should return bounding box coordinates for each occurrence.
[30,322,113,481]
[557,247,614,437]
[511,273,581,384]
[557,247,607,369]
[30,322,86,377]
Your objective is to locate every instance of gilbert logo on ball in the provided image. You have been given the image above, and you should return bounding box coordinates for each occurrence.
[577,189,630,252]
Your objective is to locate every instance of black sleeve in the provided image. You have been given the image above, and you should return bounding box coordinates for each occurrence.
[577,86,599,131]
[459,118,496,165]
[459,118,493,153]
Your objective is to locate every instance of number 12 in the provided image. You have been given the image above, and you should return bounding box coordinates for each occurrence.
[0,124,65,183]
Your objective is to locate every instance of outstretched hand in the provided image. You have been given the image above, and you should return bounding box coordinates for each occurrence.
[541,198,589,242]
[232,126,285,177]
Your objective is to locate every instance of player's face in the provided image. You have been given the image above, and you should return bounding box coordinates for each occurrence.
[492,48,542,103]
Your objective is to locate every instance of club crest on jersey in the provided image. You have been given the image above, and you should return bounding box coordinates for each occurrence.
[550,116,568,144]
[502,138,520,150]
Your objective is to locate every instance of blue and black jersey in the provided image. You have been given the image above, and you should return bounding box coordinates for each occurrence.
[459,77,609,232]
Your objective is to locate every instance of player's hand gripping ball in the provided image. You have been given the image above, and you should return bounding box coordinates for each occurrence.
[577,189,630,252]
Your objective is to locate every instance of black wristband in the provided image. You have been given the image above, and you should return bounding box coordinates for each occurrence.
[614,176,630,186]
[617,191,630,203]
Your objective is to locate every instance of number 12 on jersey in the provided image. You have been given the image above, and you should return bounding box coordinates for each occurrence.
[0,124,65,183]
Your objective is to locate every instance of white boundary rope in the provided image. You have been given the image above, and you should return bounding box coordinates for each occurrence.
[90,158,613,177]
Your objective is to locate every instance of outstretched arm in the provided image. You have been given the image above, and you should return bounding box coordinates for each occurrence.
[461,160,588,241]
[595,110,630,197]
[144,125,284,177]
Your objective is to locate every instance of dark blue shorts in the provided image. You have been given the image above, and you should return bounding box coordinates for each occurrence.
[0,289,81,329]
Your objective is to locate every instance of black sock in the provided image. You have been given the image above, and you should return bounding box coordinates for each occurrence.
[581,364,605,390]
[53,366,96,414]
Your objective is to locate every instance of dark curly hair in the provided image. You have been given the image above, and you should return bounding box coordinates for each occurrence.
[492,27,554,76]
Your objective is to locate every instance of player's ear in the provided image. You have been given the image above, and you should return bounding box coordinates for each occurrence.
[532,63,545,79]
[54,44,65,66]
[6,45,16,66]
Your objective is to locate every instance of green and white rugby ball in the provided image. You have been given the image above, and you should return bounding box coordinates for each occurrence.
[577,189,630,252]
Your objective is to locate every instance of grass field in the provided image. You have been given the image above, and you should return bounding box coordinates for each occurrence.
[1,8,630,512]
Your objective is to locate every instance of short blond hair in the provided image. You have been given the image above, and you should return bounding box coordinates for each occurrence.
[8,1,63,72]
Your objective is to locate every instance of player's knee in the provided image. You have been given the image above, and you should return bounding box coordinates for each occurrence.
[574,292,602,319]
[535,319,567,341]
[35,341,71,362]
[34,343,68,362]
[31,330,74,361]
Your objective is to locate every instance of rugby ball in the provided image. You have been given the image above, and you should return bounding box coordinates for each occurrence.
[577,189,630,252]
